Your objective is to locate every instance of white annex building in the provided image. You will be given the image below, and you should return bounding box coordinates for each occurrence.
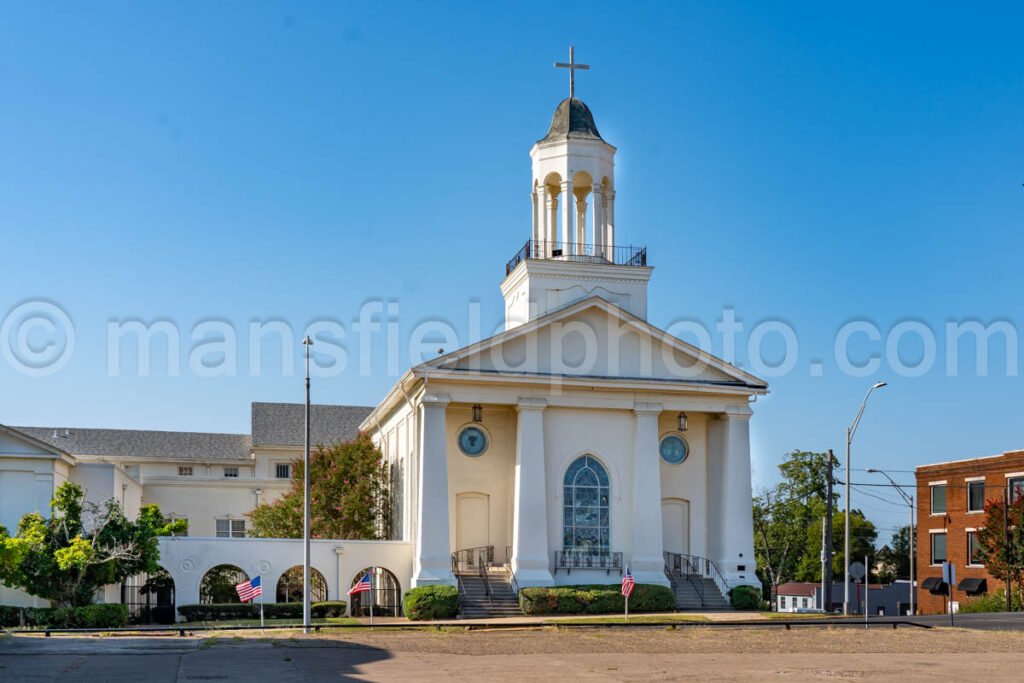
[0,72,768,619]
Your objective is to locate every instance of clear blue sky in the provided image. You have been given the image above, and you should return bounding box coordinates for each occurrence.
[2,2,1023,541]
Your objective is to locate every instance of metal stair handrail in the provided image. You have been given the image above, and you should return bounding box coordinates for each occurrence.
[664,552,731,608]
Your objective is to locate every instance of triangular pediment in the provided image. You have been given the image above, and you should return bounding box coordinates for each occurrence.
[421,297,766,390]
[0,425,70,459]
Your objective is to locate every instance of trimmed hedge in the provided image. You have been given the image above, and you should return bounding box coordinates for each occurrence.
[729,585,766,611]
[177,601,347,622]
[519,584,675,615]
[0,604,129,629]
[402,585,459,621]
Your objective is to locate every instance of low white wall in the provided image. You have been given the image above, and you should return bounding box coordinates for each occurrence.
[157,537,414,620]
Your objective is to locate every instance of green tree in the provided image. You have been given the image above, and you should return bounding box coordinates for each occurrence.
[792,507,877,583]
[248,434,392,540]
[976,496,1024,606]
[0,482,184,607]
[753,450,838,595]
[875,526,914,583]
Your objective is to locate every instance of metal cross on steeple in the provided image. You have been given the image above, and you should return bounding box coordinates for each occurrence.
[554,46,590,100]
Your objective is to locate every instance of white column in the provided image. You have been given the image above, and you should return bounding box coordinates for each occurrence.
[548,193,559,257]
[710,407,757,588]
[575,196,587,254]
[591,185,604,258]
[535,185,548,256]
[412,392,455,587]
[560,180,575,256]
[605,190,616,251]
[531,189,539,244]
[631,403,671,586]
[511,397,554,587]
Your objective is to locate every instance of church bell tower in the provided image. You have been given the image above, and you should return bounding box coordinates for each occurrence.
[501,48,653,329]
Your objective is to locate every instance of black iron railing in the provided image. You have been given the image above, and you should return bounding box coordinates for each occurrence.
[554,550,623,575]
[664,551,731,607]
[505,240,648,275]
[452,546,494,607]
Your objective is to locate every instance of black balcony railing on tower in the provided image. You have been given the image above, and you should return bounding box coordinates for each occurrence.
[505,240,648,275]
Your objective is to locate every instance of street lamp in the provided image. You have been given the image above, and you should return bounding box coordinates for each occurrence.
[302,335,313,634]
[866,468,915,617]
[844,381,887,615]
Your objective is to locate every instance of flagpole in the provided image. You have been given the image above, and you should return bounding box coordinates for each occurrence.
[259,576,264,630]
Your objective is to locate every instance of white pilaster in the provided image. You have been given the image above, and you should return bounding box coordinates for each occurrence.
[591,185,604,258]
[560,180,575,256]
[536,185,548,255]
[630,402,670,586]
[575,196,587,253]
[605,190,616,250]
[412,392,456,587]
[710,407,757,588]
[531,189,539,244]
[511,397,554,587]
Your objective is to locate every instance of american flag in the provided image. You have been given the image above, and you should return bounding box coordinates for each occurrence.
[348,572,371,596]
[235,575,262,603]
[621,568,635,598]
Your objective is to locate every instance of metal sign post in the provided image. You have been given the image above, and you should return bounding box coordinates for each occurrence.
[943,561,956,627]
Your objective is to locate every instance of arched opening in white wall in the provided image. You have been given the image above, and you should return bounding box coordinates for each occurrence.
[661,498,691,556]
[563,455,610,553]
[121,568,175,625]
[200,564,249,604]
[455,492,490,552]
[276,565,328,603]
[349,567,402,617]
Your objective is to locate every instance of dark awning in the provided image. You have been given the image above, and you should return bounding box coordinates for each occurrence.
[922,576,947,593]
[958,578,987,595]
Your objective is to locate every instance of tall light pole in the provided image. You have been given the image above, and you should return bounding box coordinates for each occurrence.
[844,381,887,615]
[866,468,915,617]
[302,335,313,634]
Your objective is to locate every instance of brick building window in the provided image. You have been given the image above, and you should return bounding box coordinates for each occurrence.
[1009,477,1024,504]
[967,481,986,513]
[930,485,947,515]
[967,531,983,566]
[930,532,947,565]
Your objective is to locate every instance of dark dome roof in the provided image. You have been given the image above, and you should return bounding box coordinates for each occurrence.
[540,97,604,143]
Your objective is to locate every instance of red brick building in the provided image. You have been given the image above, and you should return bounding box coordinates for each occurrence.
[915,449,1024,614]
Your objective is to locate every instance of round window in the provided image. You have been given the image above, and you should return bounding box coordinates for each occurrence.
[659,434,689,465]
[458,426,488,457]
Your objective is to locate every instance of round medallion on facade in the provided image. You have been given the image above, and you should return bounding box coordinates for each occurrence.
[258,560,272,575]
[458,426,488,457]
[180,558,195,573]
[659,434,689,465]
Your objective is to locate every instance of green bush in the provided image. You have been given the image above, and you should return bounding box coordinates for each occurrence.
[402,585,459,620]
[177,602,305,622]
[17,604,128,629]
[729,585,765,611]
[311,601,348,618]
[0,605,23,627]
[958,589,1022,613]
[518,584,675,615]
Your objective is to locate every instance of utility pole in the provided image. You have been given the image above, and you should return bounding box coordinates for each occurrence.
[820,516,827,612]
[824,449,835,613]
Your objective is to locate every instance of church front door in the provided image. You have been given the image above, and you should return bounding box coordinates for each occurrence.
[661,498,690,556]
[456,492,490,551]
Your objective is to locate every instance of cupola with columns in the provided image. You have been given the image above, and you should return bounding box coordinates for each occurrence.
[502,48,653,329]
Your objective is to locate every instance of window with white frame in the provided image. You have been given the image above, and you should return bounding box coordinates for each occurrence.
[215,518,245,538]
[930,532,947,565]
[967,531,983,566]
[275,463,291,479]
[178,466,193,476]
[930,484,947,515]
[967,480,986,513]
[1009,477,1024,504]
[223,467,239,478]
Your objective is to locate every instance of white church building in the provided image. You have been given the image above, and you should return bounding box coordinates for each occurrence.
[0,77,767,619]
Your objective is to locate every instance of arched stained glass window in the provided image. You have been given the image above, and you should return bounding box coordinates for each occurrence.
[562,455,610,552]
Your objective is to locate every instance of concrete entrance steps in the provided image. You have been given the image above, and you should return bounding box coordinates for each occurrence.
[457,567,522,619]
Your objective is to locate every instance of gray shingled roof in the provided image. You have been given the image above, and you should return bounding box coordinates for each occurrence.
[14,426,252,461]
[540,97,604,143]
[250,402,373,448]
